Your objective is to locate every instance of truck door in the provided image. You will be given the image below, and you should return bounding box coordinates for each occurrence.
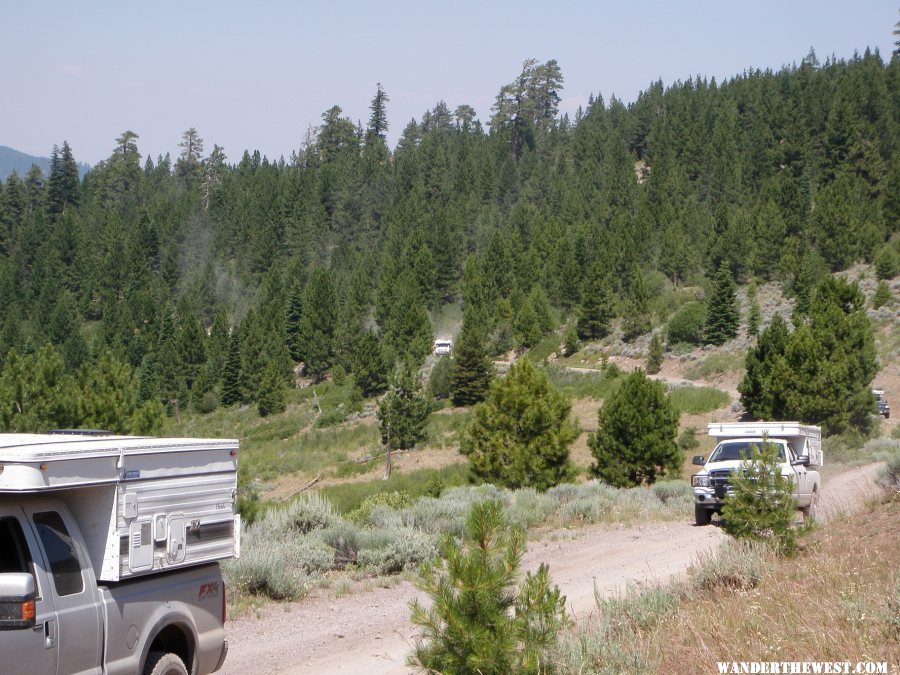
[25,507,103,675]
[788,444,810,504]
[0,513,58,675]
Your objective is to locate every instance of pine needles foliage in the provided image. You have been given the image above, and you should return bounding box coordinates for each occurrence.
[720,439,801,555]
[408,500,568,674]
[461,359,577,490]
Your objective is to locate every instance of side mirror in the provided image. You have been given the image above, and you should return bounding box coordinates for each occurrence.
[791,455,811,467]
[692,455,705,466]
[0,573,36,630]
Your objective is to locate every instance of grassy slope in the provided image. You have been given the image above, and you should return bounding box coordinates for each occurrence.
[567,496,899,672]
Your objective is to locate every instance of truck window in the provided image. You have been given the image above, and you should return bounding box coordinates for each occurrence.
[0,517,32,574]
[33,511,84,596]
[709,441,786,463]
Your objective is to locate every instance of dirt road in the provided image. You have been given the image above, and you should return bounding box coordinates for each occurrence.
[221,463,882,675]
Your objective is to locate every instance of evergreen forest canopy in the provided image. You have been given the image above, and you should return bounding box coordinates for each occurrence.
[0,48,897,432]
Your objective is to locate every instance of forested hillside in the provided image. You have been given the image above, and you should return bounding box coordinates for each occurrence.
[0,49,896,432]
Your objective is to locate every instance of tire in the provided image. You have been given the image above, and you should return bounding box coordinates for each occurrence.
[144,652,189,675]
[695,504,713,526]
[801,488,819,523]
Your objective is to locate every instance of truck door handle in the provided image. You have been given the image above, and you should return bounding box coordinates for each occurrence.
[43,618,56,649]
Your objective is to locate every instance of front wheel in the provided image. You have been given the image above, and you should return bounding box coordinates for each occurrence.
[695,504,713,526]
[801,488,819,523]
[144,652,189,675]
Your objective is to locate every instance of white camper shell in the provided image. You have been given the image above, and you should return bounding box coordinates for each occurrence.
[707,422,823,467]
[0,434,240,582]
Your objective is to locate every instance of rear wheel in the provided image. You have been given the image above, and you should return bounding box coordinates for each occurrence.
[695,504,713,526]
[144,652,188,675]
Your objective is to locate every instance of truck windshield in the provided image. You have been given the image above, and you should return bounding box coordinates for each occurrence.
[708,441,785,463]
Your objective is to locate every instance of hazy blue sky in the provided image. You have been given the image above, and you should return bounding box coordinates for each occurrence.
[1,1,896,166]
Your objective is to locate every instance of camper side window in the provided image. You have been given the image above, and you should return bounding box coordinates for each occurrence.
[33,511,84,597]
[0,517,33,575]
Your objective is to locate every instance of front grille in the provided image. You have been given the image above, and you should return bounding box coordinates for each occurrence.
[709,470,733,499]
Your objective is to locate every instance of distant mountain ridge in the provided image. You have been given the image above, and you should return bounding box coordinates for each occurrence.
[0,145,91,182]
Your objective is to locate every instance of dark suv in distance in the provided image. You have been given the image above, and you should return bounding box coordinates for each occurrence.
[874,388,890,418]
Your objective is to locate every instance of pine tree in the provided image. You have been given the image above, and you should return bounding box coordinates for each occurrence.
[746,280,761,337]
[220,333,242,406]
[409,500,567,674]
[621,268,651,342]
[462,359,577,490]
[873,280,891,309]
[377,362,432,451]
[739,314,790,420]
[451,323,493,407]
[352,330,389,398]
[589,370,680,487]
[576,264,614,340]
[367,83,389,140]
[429,355,454,400]
[720,440,800,554]
[646,333,664,374]
[297,267,338,382]
[257,361,287,417]
[704,261,739,345]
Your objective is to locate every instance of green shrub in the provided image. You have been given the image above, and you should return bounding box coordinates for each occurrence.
[677,426,700,452]
[346,490,413,525]
[666,302,706,346]
[320,464,470,514]
[194,391,218,414]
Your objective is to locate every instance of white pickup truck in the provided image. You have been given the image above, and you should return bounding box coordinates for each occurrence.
[691,422,823,526]
[0,433,240,675]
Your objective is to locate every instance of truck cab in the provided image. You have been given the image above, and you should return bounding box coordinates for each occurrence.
[691,422,822,527]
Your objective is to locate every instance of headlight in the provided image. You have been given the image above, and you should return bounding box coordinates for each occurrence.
[691,474,710,488]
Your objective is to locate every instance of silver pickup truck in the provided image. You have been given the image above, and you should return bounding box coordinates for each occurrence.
[0,495,228,675]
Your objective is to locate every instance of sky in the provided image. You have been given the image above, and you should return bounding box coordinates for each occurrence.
[1,1,897,166]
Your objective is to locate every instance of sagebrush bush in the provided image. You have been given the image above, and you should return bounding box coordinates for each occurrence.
[651,480,694,505]
[691,539,772,591]
[877,450,900,493]
[224,531,333,599]
[357,527,437,574]
[555,584,682,674]
[224,544,317,600]
[268,493,340,535]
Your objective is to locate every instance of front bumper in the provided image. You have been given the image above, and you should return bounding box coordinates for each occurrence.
[693,487,729,507]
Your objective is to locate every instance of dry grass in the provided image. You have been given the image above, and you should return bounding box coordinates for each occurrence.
[562,497,900,673]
